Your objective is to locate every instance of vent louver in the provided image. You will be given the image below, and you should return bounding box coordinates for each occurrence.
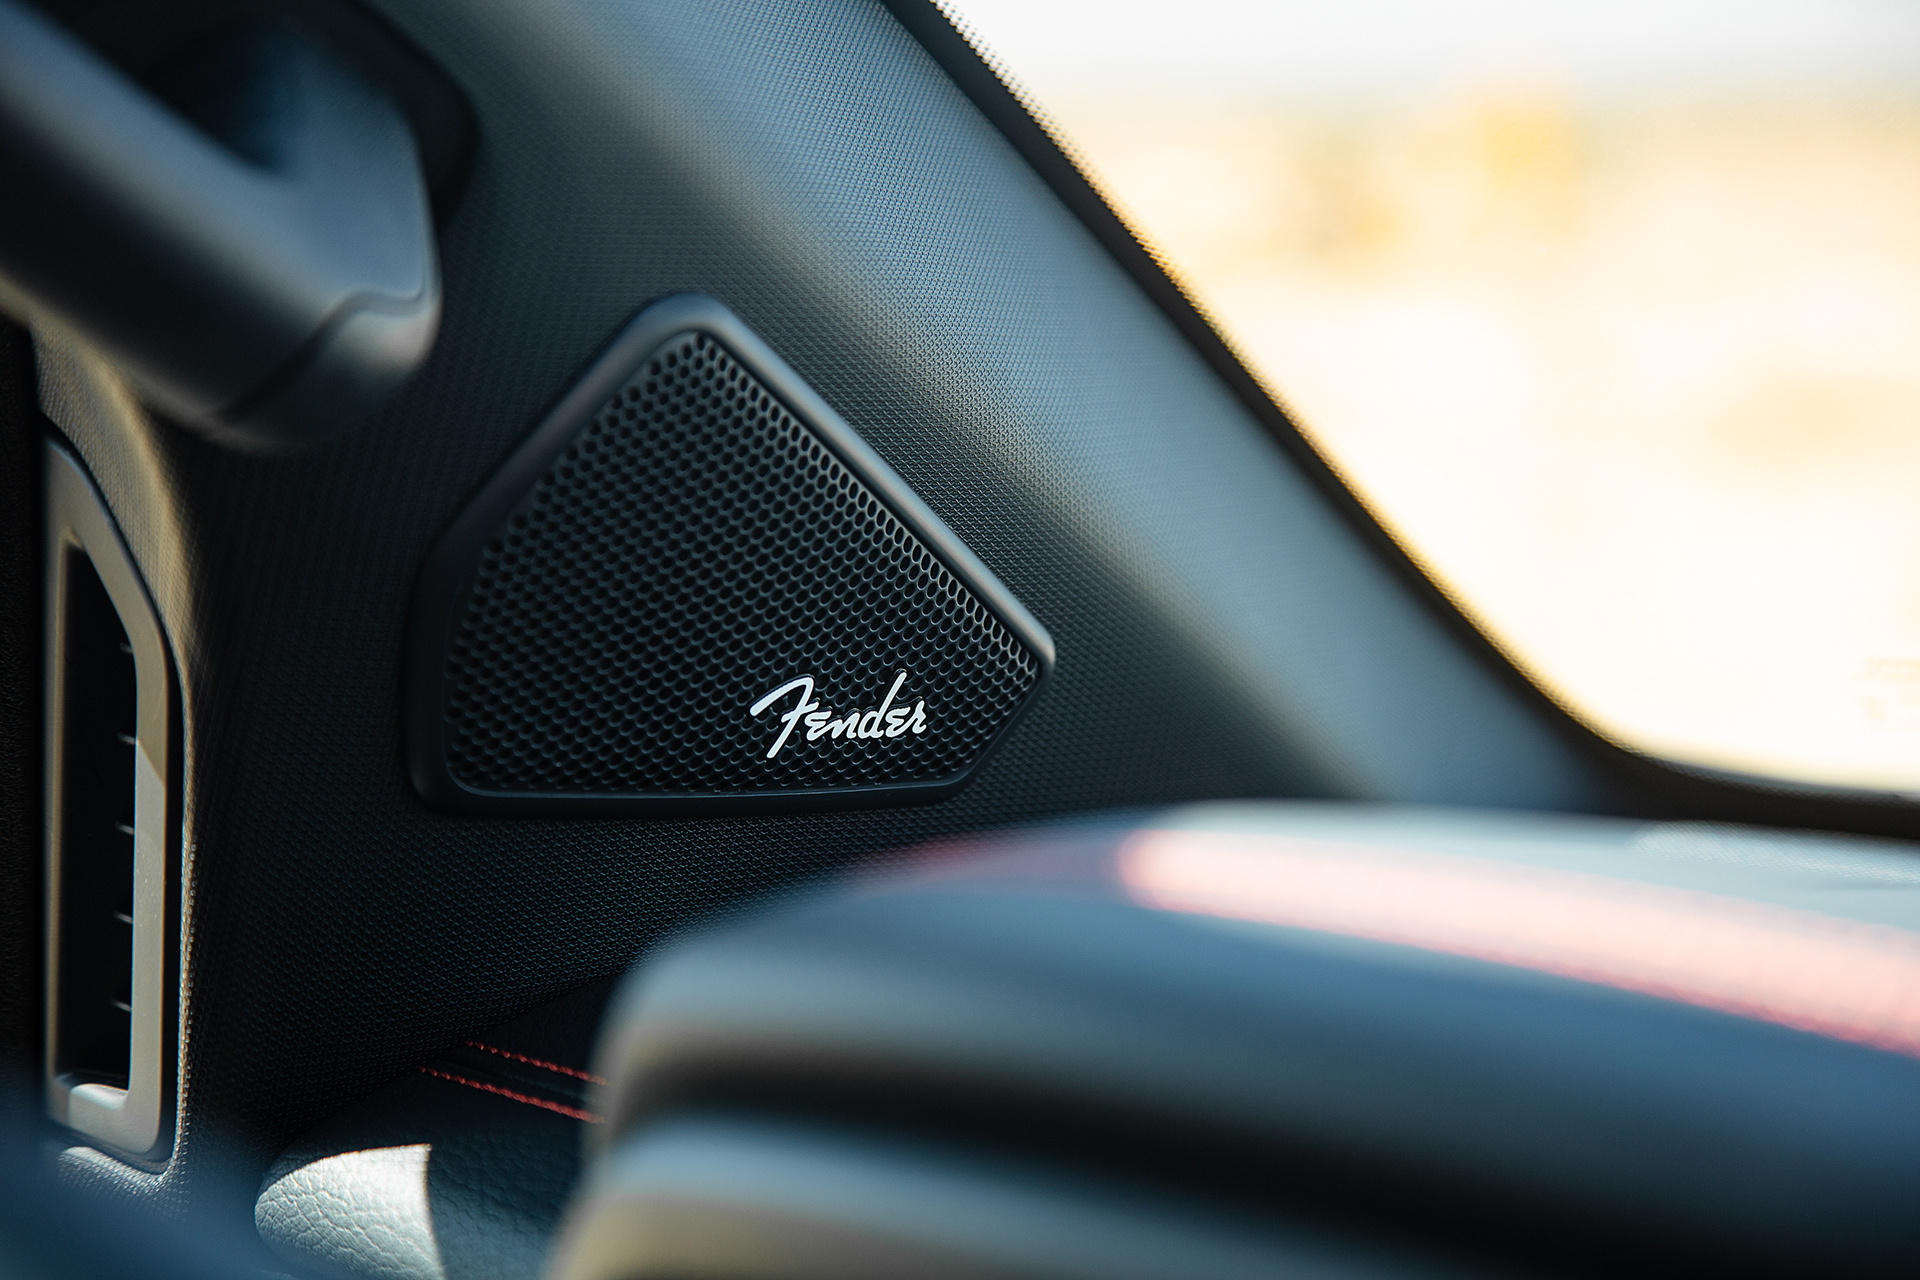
[44,442,178,1160]
[49,549,135,1090]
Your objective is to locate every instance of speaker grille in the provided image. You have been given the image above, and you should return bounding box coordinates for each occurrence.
[440,329,1041,797]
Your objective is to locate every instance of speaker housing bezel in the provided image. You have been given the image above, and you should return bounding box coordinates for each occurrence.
[406,293,1055,816]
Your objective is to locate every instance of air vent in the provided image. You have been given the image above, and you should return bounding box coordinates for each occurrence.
[49,550,135,1087]
[44,442,177,1160]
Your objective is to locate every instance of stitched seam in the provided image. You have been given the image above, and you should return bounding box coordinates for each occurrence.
[465,1039,608,1085]
[416,1066,601,1123]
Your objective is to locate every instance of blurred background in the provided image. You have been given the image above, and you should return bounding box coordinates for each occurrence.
[944,0,1920,794]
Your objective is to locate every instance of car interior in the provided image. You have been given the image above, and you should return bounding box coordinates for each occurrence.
[3,0,1920,1276]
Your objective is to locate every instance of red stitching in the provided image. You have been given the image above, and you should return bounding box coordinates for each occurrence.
[464,1040,608,1085]
[416,1066,601,1123]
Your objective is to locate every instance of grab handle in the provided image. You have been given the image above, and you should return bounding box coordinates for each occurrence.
[0,0,440,448]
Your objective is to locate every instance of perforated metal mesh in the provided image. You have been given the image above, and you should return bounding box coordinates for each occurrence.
[442,331,1041,795]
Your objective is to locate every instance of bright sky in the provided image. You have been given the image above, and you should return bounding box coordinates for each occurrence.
[941,0,1920,791]
[950,0,1920,95]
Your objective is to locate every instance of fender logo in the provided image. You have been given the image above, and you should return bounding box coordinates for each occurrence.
[749,671,928,760]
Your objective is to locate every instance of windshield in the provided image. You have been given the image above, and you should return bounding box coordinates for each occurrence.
[944,0,1920,793]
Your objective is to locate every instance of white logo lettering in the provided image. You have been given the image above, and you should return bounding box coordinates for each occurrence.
[749,670,929,760]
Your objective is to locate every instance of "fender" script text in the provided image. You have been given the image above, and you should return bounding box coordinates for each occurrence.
[749,671,928,760]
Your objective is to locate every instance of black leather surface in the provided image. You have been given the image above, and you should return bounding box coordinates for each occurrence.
[577,804,1920,1278]
[258,981,615,1280]
[553,1113,1467,1280]
[0,1079,269,1280]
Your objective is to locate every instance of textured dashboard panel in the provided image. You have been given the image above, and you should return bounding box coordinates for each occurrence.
[416,299,1047,811]
[25,0,1605,1218]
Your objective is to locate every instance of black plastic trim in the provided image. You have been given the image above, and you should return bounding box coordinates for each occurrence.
[406,293,1056,817]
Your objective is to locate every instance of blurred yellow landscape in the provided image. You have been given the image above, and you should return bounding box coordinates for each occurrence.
[1023,78,1920,792]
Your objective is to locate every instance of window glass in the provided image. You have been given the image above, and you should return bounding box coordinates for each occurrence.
[945,0,1920,792]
